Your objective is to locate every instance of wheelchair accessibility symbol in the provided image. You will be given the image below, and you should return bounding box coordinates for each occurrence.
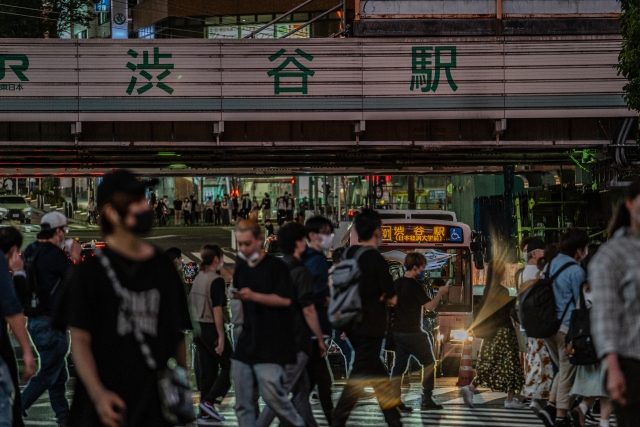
[450,227,462,242]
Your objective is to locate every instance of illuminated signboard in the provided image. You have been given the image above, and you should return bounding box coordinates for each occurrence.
[381,224,464,244]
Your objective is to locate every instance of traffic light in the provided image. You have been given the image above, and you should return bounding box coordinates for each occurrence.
[291,176,295,185]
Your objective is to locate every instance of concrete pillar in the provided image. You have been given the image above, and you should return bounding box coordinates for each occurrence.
[408,175,416,210]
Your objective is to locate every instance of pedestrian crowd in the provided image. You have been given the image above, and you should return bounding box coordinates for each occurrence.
[459,177,640,427]
[149,189,313,229]
[0,169,639,427]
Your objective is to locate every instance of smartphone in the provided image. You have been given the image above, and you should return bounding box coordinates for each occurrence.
[64,238,74,249]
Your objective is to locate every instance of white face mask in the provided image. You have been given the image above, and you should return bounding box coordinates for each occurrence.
[218,262,225,270]
[580,248,589,261]
[522,251,528,262]
[238,250,260,265]
[318,234,333,252]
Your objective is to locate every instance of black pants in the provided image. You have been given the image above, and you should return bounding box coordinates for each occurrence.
[612,358,640,427]
[332,333,402,427]
[0,330,25,427]
[307,341,334,424]
[194,323,232,404]
[390,331,435,399]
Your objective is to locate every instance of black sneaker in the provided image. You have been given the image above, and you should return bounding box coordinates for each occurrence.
[421,395,444,411]
[398,403,413,418]
[553,415,575,427]
[537,404,558,427]
[570,408,585,427]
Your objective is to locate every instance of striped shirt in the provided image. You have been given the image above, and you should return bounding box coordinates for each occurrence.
[588,227,640,361]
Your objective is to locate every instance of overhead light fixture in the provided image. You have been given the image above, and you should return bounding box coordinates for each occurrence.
[169,164,189,169]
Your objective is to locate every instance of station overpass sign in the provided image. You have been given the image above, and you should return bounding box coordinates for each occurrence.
[0,37,632,122]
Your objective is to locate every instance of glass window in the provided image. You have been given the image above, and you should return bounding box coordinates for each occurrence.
[138,26,155,39]
[240,14,255,23]
[205,16,220,25]
[221,16,237,24]
[257,14,273,23]
[98,10,110,25]
[293,13,309,21]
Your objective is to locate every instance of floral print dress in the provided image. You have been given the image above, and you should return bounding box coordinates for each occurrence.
[522,338,554,399]
[473,326,525,393]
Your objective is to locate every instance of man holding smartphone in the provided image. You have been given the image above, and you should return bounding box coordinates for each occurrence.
[390,252,449,413]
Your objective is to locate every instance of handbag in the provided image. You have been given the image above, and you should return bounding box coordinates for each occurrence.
[95,249,195,425]
[565,283,599,366]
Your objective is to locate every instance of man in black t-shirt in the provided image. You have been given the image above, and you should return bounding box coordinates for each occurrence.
[332,209,402,427]
[54,170,192,427]
[257,222,327,427]
[391,252,449,412]
[231,220,304,427]
[21,211,81,426]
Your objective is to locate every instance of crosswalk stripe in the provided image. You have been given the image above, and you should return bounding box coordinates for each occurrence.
[191,252,202,261]
[224,255,235,264]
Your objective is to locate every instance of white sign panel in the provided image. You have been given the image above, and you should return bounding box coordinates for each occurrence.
[0,37,631,122]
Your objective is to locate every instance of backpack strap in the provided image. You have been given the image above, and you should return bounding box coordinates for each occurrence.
[548,261,577,283]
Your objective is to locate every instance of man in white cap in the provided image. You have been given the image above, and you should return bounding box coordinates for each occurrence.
[20,211,81,427]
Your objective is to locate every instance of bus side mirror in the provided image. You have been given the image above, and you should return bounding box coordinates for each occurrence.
[474,252,484,270]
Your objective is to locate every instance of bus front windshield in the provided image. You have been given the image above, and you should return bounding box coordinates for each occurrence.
[380,247,473,312]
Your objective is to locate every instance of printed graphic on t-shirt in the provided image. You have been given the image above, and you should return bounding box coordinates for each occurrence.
[117,288,161,337]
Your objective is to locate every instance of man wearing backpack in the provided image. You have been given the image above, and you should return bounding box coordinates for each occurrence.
[331,209,402,427]
[537,228,588,427]
[516,237,545,289]
[19,211,81,427]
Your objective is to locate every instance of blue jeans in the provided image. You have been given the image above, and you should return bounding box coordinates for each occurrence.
[0,357,14,427]
[21,317,69,423]
[231,359,304,427]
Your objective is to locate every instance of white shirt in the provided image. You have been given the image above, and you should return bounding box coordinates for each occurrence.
[522,264,541,282]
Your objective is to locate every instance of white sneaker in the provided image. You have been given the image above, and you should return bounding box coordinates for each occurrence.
[460,386,474,408]
[530,400,542,413]
[504,399,527,409]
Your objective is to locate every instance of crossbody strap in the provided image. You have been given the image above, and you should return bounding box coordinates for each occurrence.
[95,248,157,370]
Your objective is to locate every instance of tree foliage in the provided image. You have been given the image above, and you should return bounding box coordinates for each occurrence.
[0,0,96,38]
[618,0,640,112]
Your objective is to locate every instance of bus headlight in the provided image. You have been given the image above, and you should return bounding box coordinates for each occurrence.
[451,330,469,341]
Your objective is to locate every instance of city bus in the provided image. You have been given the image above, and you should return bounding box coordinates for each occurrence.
[342,210,481,375]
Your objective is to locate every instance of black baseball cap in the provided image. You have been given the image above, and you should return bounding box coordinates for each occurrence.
[526,237,546,252]
[97,169,158,207]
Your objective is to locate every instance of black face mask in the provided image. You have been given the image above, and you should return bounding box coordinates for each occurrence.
[131,210,154,235]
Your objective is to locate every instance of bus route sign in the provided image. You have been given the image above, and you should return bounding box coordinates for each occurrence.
[381,224,463,244]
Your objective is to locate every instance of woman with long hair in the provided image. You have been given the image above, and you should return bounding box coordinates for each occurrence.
[461,259,525,409]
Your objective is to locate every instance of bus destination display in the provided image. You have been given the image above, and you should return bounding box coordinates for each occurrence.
[381,224,463,244]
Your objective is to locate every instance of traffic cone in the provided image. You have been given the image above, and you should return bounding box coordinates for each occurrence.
[455,338,475,387]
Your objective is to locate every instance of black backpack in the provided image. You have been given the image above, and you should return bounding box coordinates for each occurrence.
[518,261,577,339]
[565,283,599,365]
[16,244,55,317]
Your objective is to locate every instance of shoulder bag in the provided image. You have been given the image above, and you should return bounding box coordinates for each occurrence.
[95,249,195,425]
